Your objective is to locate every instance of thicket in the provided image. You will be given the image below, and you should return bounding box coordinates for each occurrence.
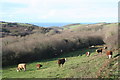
[2,23,118,66]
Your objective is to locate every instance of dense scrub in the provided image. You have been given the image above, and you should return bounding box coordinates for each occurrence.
[2,22,118,66]
[2,32,104,66]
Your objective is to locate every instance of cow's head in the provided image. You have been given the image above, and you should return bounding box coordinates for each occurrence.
[65,58,67,61]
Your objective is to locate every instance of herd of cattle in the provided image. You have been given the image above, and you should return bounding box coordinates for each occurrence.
[16,45,114,72]
[86,46,113,59]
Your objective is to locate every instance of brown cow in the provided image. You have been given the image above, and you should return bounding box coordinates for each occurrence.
[58,58,66,67]
[36,64,43,70]
[106,51,113,59]
[16,63,26,72]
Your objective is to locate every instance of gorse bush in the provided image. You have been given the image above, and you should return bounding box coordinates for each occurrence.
[2,23,118,66]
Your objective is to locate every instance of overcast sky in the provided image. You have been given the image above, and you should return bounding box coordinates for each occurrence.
[0,0,119,23]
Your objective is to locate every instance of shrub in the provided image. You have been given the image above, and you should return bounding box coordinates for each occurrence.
[2,28,10,33]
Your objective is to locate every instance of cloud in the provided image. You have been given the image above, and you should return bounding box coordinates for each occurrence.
[41,10,56,19]
[0,0,118,22]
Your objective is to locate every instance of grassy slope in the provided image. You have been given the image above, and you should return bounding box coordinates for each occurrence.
[2,45,118,78]
[63,24,84,30]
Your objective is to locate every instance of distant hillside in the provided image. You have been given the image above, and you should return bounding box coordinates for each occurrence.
[1,22,115,38]
[62,23,82,30]
[0,21,53,37]
[62,22,110,30]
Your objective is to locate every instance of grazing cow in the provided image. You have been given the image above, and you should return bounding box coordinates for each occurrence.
[58,58,66,67]
[36,64,43,70]
[103,46,107,49]
[106,51,113,59]
[89,45,95,48]
[86,52,90,57]
[17,63,26,72]
[96,48,103,54]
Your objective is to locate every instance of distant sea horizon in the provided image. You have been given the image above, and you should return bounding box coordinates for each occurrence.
[30,22,99,27]
[31,22,117,27]
[1,21,115,27]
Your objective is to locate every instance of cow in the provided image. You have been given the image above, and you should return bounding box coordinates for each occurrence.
[36,64,43,70]
[86,52,90,57]
[89,45,95,49]
[58,58,66,67]
[96,48,103,54]
[16,63,26,72]
[91,45,95,48]
[103,46,107,49]
[106,51,113,59]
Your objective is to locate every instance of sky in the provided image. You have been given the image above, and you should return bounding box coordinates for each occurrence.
[0,0,119,23]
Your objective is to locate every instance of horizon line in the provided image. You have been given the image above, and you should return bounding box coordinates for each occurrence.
[0,21,117,24]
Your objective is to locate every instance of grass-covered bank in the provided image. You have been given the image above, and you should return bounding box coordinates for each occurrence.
[2,45,119,78]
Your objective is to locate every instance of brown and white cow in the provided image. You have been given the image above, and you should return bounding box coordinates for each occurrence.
[106,50,113,59]
[16,63,26,72]
[36,64,43,70]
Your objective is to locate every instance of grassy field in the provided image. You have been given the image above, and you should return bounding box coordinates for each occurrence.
[2,45,119,78]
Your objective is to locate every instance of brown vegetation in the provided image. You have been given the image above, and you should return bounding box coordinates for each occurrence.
[2,22,118,66]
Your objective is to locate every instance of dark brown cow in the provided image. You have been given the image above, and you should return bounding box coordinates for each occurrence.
[36,64,43,69]
[106,51,113,59]
[58,58,66,67]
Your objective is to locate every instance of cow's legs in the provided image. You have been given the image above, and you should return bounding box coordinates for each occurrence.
[58,64,61,67]
[108,55,112,59]
[62,64,63,67]
[24,67,26,71]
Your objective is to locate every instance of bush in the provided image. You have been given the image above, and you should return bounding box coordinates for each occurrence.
[2,28,10,33]
[2,31,105,66]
